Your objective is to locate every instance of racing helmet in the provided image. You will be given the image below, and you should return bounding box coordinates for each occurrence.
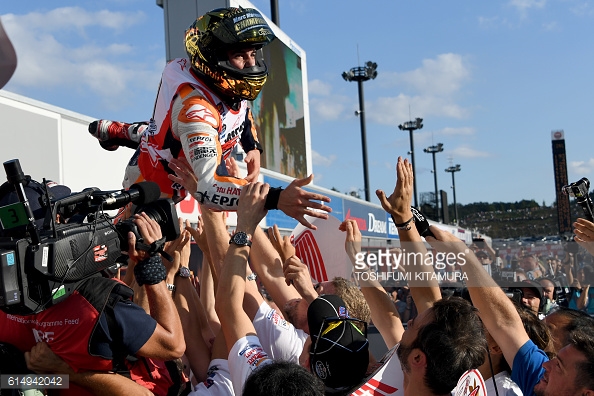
[184,7,275,101]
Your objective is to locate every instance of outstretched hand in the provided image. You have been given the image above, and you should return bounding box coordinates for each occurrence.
[267,224,296,263]
[574,218,594,256]
[163,217,192,278]
[236,181,269,233]
[277,174,332,230]
[168,157,198,194]
[243,149,261,182]
[376,157,414,224]
[339,219,362,263]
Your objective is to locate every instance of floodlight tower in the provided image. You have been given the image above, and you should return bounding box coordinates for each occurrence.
[445,164,461,225]
[398,117,424,208]
[342,61,378,201]
[424,143,444,221]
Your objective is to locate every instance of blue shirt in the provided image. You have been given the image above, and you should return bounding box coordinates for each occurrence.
[511,340,548,396]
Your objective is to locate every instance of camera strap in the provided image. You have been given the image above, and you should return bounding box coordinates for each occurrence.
[136,236,173,262]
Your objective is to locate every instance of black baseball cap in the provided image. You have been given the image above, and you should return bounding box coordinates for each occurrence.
[307,294,369,390]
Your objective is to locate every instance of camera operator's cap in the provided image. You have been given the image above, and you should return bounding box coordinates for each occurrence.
[0,178,71,229]
[509,280,543,299]
[307,294,369,390]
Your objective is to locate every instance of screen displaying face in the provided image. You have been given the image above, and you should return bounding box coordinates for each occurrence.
[250,38,308,179]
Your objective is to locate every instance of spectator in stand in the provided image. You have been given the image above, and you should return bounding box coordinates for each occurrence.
[521,253,544,280]
[537,277,559,315]
[395,286,410,320]
[570,265,594,315]
[516,267,528,281]
[475,250,493,276]
[547,254,571,291]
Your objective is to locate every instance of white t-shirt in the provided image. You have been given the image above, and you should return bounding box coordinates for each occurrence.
[483,371,523,396]
[188,359,234,396]
[349,344,404,395]
[228,335,272,396]
[252,301,308,362]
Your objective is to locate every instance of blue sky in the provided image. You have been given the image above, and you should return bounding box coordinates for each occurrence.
[2,0,594,207]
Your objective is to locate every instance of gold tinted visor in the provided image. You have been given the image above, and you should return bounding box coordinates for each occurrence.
[220,74,267,101]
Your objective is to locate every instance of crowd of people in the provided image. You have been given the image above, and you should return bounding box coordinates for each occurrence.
[1,5,594,396]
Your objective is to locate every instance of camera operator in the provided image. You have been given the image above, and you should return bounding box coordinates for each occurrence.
[0,179,185,395]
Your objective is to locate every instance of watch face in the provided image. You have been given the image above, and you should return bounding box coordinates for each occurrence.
[178,267,191,278]
[231,231,252,246]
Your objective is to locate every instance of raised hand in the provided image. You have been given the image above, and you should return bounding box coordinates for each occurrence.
[267,224,295,263]
[168,156,198,194]
[376,156,414,224]
[339,219,362,264]
[243,149,261,182]
[277,174,332,230]
[574,218,594,257]
[236,182,269,233]
[225,156,242,178]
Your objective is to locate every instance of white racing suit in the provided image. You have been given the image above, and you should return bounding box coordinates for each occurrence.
[125,58,263,210]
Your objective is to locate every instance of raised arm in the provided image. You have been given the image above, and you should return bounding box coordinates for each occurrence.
[163,218,212,382]
[128,213,185,360]
[248,225,303,314]
[215,182,270,353]
[341,219,404,349]
[376,157,441,312]
[426,226,530,368]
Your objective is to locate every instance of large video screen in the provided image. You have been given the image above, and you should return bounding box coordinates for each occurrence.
[249,38,308,179]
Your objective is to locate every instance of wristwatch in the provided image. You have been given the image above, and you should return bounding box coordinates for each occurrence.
[177,267,191,278]
[229,231,252,247]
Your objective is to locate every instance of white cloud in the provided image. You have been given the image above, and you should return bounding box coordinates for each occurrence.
[367,94,470,126]
[311,150,337,167]
[542,21,559,31]
[441,127,476,136]
[569,158,594,174]
[569,2,594,16]
[1,8,162,108]
[308,79,333,96]
[380,53,471,96]
[478,16,501,28]
[365,54,472,125]
[448,145,492,158]
[310,97,346,121]
[509,0,547,12]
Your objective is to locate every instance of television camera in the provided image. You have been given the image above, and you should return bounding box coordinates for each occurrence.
[0,159,179,316]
